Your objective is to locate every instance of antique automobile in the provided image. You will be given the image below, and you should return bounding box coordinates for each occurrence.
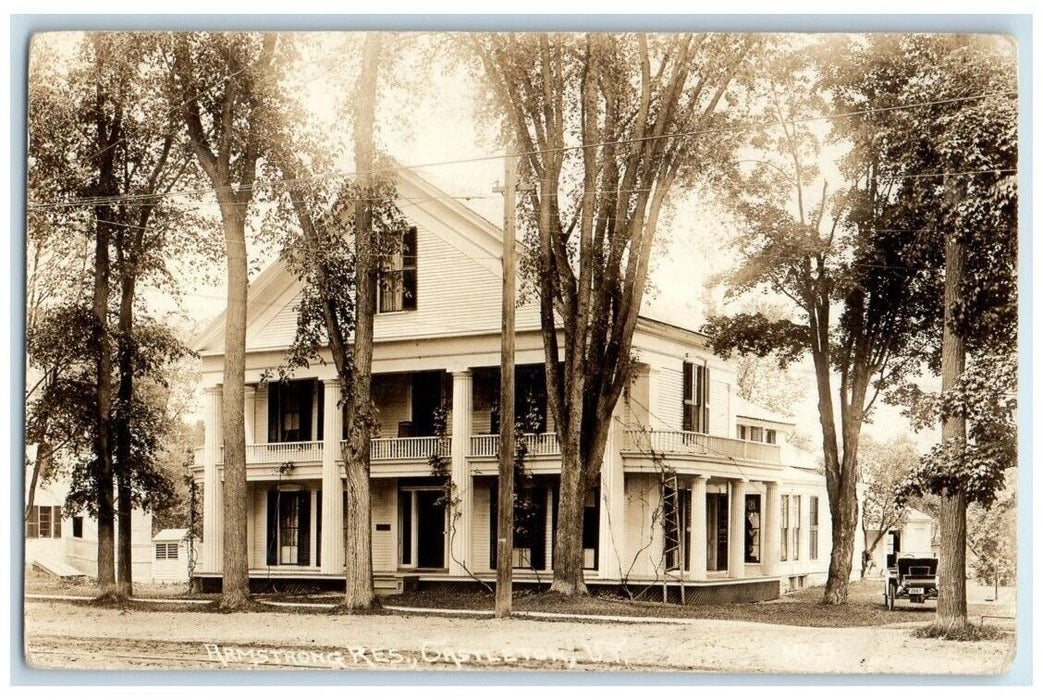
[884,553,939,610]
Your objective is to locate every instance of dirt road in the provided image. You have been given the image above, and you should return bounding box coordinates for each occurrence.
[23,600,1015,674]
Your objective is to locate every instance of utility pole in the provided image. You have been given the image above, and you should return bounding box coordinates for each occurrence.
[493,151,520,618]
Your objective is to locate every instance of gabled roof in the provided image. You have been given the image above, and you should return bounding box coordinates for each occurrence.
[193,165,713,356]
[152,528,190,542]
[192,164,509,354]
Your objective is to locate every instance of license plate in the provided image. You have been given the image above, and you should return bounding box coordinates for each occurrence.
[908,587,924,595]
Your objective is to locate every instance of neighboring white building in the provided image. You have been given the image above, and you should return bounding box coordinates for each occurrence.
[151,529,193,583]
[864,507,938,574]
[191,167,848,602]
[25,459,154,582]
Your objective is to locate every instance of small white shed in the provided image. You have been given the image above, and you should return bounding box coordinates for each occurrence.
[151,529,191,583]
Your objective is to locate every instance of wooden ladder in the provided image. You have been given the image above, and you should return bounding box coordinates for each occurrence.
[661,471,686,605]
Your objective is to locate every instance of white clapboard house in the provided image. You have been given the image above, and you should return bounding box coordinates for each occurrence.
[191,168,845,602]
[25,458,154,582]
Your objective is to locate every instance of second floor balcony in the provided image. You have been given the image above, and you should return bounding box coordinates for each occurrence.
[622,429,781,463]
[194,427,781,475]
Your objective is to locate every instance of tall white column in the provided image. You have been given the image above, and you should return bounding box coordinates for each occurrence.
[688,475,708,581]
[763,480,782,577]
[728,478,747,579]
[321,379,344,574]
[449,370,473,574]
[202,385,224,574]
[597,407,626,579]
[243,385,256,446]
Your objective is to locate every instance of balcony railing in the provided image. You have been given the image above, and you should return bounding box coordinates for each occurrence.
[196,433,563,466]
[470,432,561,458]
[246,441,323,464]
[624,430,780,463]
[363,436,450,461]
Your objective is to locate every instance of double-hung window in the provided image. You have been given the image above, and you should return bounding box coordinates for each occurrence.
[780,496,789,561]
[377,227,418,313]
[809,496,819,560]
[26,505,61,539]
[792,495,802,561]
[682,361,710,433]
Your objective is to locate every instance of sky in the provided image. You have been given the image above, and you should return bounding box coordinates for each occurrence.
[30,32,941,451]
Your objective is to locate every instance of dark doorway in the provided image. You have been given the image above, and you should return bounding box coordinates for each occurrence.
[411,371,445,437]
[707,492,729,572]
[886,530,901,569]
[415,490,446,569]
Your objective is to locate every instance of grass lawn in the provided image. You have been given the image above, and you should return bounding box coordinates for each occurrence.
[386,578,1011,629]
[23,567,215,600]
[24,567,1014,631]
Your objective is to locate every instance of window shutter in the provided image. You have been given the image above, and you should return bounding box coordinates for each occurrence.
[682,362,694,431]
[342,491,349,553]
[683,489,692,571]
[316,490,322,569]
[399,490,412,567]
[702,366,711,433]
[371,267,379,314]
[297,491,311,566]
[53,506,61,538]
[316,383,325,440]
[402,227,418,311]
[266,490,278,565]
[26,507,38,539]
[582,487,600,570]
[268,383,280,443]
[551,486,559,565]
[530,487,547,571]
[489,485,498,569]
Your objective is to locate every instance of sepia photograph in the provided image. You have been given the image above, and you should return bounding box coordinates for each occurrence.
[17,18,1024,680]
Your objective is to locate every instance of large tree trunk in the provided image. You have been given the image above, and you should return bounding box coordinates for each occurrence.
[89,45,120,599]
[115,270,136,598]
[172,34,276,609]
[92,215,116,599]
[809,328,850,605]
[824,445,860,603]
[936,234,968,630]
[342,32,382,611]
[551,445,587,595]
[220,204,250,609]
[116,476,132,596]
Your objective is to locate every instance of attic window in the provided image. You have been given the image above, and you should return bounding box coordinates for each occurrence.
[377,227,418,313]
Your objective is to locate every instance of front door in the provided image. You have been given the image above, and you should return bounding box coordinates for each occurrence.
[415,490,446,569]
[706,492,729,572]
